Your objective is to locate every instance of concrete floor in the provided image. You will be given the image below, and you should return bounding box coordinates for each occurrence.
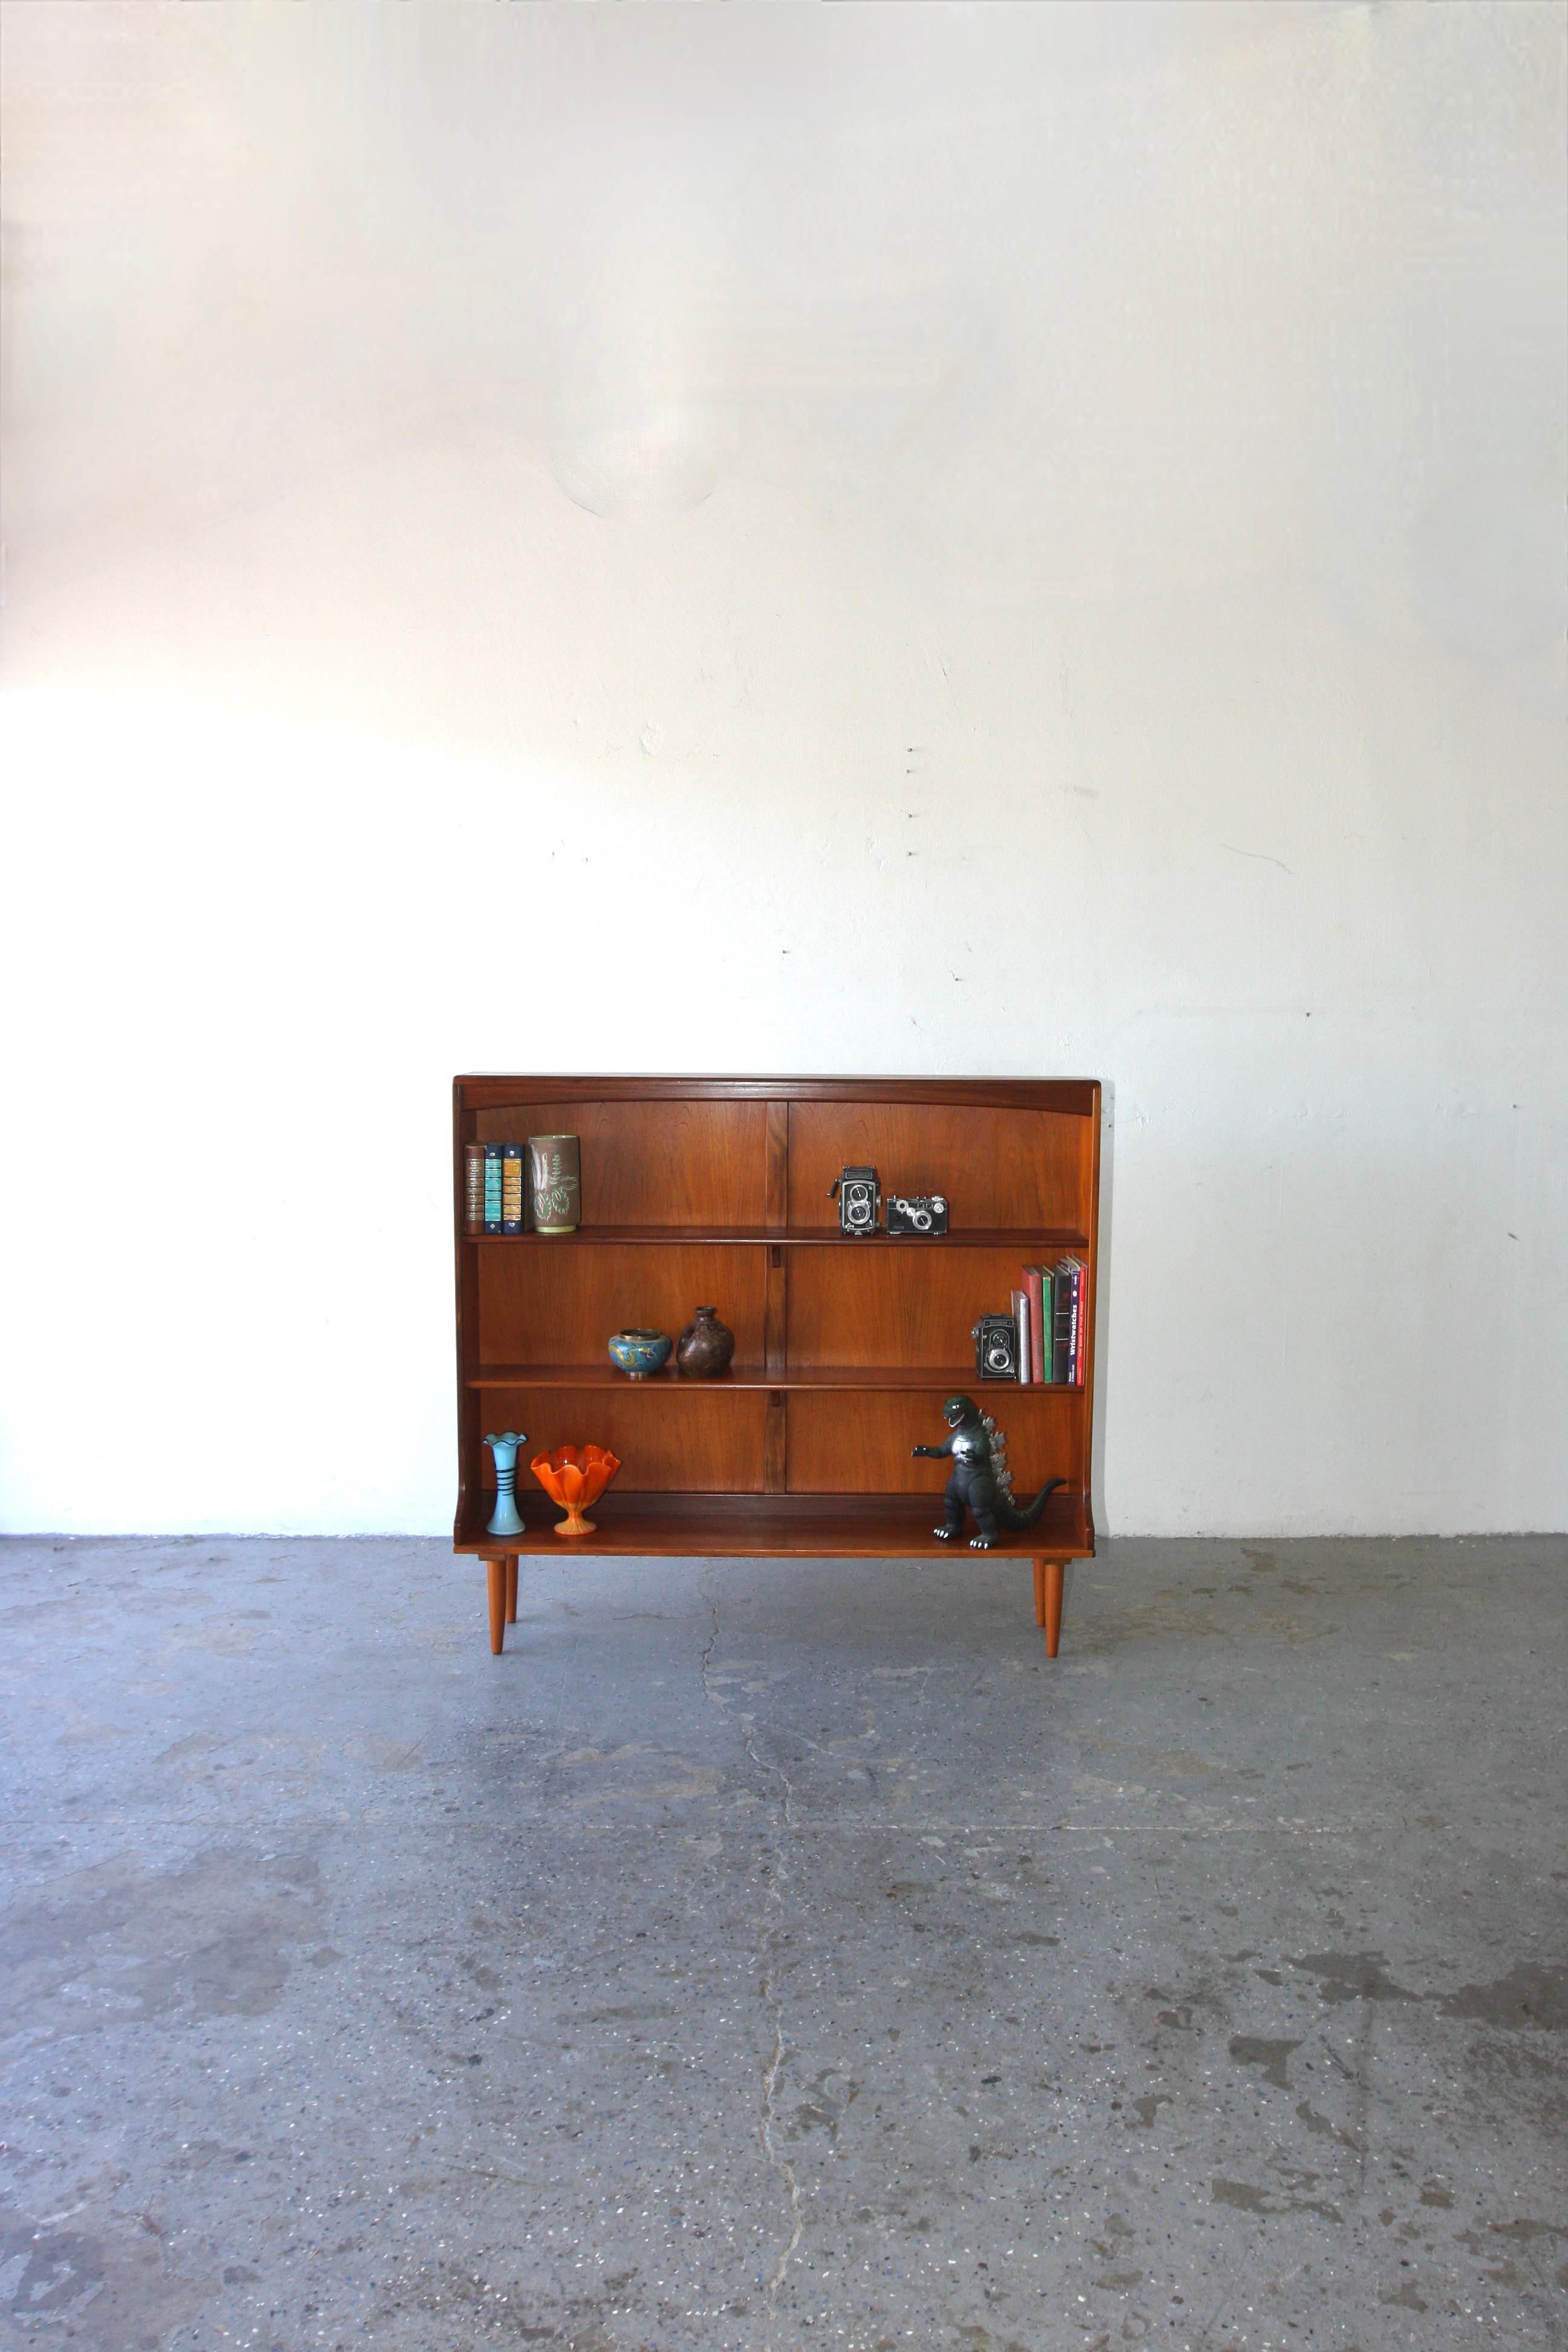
[0,1537,1563,2352]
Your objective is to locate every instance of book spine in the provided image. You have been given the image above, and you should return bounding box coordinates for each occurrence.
[1024,1266,1046,1383]
[483,1143,503,1234]
[1074,1260,1088,1387]
[1060,1256,1084,1387]
[464,1143,486,1236]
[501,1143,524,1234]
[1052,1261,1072,1385]
[1013,1288,1030,1383]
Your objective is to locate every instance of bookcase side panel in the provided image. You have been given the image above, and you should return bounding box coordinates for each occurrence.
[786,1102,1088,1231]
[1080,1093,1102,1523]
[453,1089,483,1535]
[474,1388,768,1494]
[475,1099,770,1227]
[478,1243,768,1367]
[788,1390,1082,1495]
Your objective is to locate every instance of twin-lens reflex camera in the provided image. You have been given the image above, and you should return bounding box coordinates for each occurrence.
[830,1167,949,1238]
[972,1313,1020,1381]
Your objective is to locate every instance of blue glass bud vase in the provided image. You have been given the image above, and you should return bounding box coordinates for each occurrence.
[484,1431,528,1537]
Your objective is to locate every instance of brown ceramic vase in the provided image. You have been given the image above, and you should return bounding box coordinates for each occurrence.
[676,1305,735,1377]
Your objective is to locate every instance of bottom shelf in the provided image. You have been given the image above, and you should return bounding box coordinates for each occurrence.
[454,1488,1092,1560]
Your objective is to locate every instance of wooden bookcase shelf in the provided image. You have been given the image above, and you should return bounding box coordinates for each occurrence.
[465,1226,1090,1250]
[452,1490,1093,1561]
[466,1364,1089,1391]
[453,1076,1100,1656]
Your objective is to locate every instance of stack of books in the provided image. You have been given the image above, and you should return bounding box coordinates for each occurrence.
[464,1141,526,1235]
[1010,1258,1088,1386]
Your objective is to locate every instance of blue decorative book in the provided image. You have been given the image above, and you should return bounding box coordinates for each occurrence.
[501,1143,524,1233]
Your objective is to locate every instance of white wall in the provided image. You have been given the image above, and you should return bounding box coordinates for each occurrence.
[2,1,1563,1537]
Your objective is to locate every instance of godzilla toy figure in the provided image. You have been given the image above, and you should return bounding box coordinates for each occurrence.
[913,1394,1065,1549]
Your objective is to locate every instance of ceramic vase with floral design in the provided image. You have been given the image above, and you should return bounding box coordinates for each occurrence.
[527,1134,580,1233]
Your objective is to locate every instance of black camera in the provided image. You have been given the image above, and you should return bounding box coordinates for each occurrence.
[886,1193,949,1238]
[973,1313,1019,1380]
[830,1166,881,1236]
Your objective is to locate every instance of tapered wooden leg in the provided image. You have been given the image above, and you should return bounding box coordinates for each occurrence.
[505,1554,518,1624]
[487,1558,507,1655]
[1035,1557,1064,1657]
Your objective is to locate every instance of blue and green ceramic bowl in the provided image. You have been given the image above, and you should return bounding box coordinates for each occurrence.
[608,1328,673,1379]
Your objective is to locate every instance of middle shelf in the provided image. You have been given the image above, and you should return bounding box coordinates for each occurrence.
[468,1364,1085,1392]
[466,1226,1089,1249]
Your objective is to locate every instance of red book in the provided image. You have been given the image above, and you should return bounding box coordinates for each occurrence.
[463,1142,486,1236]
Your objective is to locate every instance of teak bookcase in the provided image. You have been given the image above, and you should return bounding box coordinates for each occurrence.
[453,1077,1100,1658]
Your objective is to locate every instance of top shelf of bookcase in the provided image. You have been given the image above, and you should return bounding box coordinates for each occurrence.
[466,1225,1090,1250]
[457,1076,1100,1112]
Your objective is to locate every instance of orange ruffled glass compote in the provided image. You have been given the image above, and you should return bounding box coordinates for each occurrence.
[530,1443,621,1538]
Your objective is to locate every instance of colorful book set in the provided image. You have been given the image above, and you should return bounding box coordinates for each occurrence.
[465,1142,526,1235]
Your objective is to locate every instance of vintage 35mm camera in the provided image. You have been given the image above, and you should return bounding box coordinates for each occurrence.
[886,1193,949,1237]
[830,1166,881,1236]
[973,1313,1020,1380]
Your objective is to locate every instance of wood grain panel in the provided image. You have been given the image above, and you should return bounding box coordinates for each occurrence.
[479,1243,767,1367]
[788,1246,1071,1370]
[475,1100,769,1226]
[765,1101,789,1229]
[763,1244,788,1375]
[473,1388,768,1494]
[763,1391,788,1492]
[787,1388,1080,1495]
[787,1102,1088,1232]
